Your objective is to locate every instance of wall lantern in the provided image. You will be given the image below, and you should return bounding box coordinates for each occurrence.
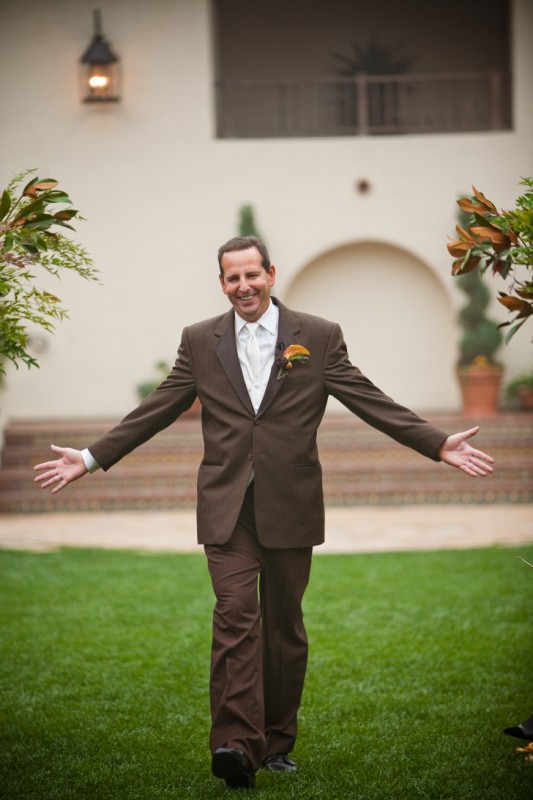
[79,9,120,103]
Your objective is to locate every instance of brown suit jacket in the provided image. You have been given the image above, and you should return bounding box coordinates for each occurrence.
[89,299,447,548]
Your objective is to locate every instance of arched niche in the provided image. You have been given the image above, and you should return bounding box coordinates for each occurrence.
[283,240,460,413]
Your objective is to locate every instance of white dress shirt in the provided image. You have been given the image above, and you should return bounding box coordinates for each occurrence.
[234,301,279,413]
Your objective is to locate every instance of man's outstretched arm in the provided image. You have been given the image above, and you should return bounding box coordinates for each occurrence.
[438,426,494,477]
[34,445,89,493]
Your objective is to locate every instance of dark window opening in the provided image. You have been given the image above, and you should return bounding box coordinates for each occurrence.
[212,0,512,138]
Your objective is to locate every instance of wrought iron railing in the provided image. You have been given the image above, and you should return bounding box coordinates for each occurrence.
[215,71,511,138]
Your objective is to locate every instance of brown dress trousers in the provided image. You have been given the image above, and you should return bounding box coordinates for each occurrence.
[205,482,312,769]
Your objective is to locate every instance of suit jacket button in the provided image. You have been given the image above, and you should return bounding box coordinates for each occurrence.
[248,453,253,460]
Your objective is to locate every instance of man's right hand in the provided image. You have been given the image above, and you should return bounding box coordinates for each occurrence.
[34,445,88,493]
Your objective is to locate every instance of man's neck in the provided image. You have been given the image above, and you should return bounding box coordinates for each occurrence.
[235,299,273,326]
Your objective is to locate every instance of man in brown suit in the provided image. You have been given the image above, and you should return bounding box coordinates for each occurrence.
[35,236,494,789]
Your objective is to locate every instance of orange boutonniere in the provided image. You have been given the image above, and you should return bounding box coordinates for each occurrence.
[276,344,310,380]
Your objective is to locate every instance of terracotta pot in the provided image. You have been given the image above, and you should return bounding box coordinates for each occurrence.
[457,361,503,417]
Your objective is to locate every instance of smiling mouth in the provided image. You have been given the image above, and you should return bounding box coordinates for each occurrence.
[239,294,256,302]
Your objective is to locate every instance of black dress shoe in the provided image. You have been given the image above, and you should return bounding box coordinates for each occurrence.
[212,747,255,789]
[263,753,297,772]
[503,724,533,741]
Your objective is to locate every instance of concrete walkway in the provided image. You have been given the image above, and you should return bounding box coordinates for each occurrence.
[0,504,532,554]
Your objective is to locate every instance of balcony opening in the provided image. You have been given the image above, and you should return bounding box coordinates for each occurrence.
[213,0,512,139]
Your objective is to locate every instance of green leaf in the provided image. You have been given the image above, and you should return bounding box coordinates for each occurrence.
[51,220,75,231]
[21,243,40,255]
[504,319,526,343]
[15,192,71,221]
[33,235,49,251]
[14,197,46,220]
[42,191,71,204]
[22,175,41,194]
[0,190,11,221]
[22,214,56,231]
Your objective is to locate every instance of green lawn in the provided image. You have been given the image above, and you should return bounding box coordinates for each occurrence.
[1,545,531,799]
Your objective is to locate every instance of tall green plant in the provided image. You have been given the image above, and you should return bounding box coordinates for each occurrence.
[0,170,98,375]
[456,270,502,366]
[238,204,261,238]
[447,177,533,343]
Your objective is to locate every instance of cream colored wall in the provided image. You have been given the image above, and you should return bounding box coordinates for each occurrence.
[0,0,531,428]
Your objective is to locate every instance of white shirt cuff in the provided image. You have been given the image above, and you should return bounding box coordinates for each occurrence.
[81,448,100,473]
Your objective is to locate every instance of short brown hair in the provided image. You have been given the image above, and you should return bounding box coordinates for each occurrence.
[217,236,271,274]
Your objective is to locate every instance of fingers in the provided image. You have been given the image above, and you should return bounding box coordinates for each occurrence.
[34,460,62,482]
[463,443,495,468]
[49,477,67,494]
[462,425,480,439]
[459,453,494,478]
[468,447,494,470]
[471,449,495,465]
[33,465,59,483]
[453,426,480,447]
[34,468,62,487]
[474,454,494,472]
[468,460,493,477]
[34,445,65,472]
[34,468,70,493]
[33,445,69,492]
[34,461,58,473]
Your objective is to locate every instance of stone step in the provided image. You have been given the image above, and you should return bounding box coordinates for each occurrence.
[1,413,532,512]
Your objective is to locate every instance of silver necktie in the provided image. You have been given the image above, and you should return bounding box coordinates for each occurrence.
[245,322,261,383]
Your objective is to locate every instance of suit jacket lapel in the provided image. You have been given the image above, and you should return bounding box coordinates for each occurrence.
[214,311,255,414]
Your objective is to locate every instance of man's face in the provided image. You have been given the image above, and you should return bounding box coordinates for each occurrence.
[219,246,276,322]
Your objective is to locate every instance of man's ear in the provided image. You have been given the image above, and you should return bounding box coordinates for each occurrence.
[219,273,227,294]
[268,265,276,286]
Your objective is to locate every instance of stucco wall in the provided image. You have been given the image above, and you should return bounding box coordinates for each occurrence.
[0,0,531,426]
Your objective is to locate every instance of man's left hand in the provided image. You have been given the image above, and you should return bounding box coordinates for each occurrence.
[438,426,494,477]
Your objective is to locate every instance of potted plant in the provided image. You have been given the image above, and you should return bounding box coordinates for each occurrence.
[455,268,503,416]
[0,169,98,376]
[447,178,532,343]
[504,368,533,410]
